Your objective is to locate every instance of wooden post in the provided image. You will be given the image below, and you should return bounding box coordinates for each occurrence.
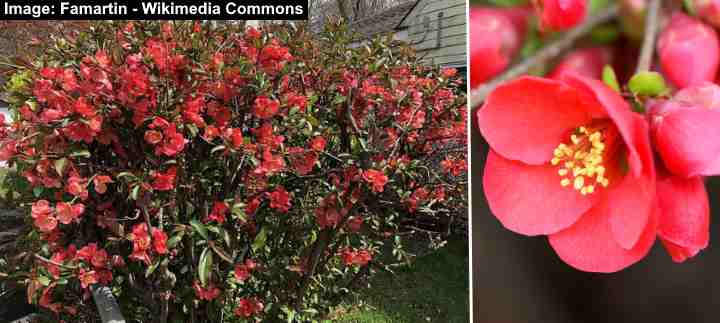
[91,285,126,323]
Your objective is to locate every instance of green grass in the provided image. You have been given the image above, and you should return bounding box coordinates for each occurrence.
[334,237,469,323]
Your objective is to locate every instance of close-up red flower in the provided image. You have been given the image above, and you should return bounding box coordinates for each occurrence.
[478,74,656,272]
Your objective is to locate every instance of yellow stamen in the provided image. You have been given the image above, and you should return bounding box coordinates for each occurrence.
[551,126,611,195]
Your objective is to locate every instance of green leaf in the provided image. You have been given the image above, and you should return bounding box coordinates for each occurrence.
[198,247,213,287]
[145,259,160,278]
[252,227,268,252]
[602,65,621,93]
[37,276,51,286]
[210,145,226,154]
[189,219,209,240]
[54,158,67,176]
[33,186,44,198]
[130,185,140,200]
[70,150,91,158]
[167,234,183,249]
[628,71,668,97]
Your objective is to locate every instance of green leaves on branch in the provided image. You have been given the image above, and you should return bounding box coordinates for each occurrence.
[602,65,621,92]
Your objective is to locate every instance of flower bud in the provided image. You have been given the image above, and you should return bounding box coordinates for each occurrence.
[690,0,720,28]
[658,13,720,88]
[537,0,587,31]
[469,8,522,87]
[548,47,613,80]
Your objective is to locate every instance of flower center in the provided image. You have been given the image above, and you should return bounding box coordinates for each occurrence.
[551,126,611,195]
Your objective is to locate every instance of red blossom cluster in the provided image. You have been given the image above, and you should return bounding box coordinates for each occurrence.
[2,20,466,321]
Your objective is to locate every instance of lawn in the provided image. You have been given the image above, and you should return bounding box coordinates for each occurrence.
[333,236,469,323]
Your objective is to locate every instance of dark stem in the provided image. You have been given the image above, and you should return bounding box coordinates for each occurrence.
[636,0,661,73]
[469,5,620,108]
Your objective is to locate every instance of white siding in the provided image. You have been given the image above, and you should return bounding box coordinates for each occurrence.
[399,0,467,67]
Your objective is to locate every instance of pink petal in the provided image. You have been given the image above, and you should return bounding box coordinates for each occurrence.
[657,175,709,251]
[477,76,592,165]
[651,102,720,177]
[562,74,655,179]
[548,199,657,273]
[607,173,655,249]
[483,150,599,236]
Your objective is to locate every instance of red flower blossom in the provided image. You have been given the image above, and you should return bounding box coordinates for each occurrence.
[151,228,168,254]
[548,47,613,80]
[362,169,388,193]
[478,75,656,272]
[66,175,89,200]
[537,0,587,31]
[93,175,113,194]
[440,157,468,176]
[56,202,85,225]
[77,243,108,268]
[193,280,221,301]
[31,200,57,232]
[235,297,264,318]
[254,149,285,176]
[156,125,187,157]
[285,92,308,112]
[129,223,152,264]
[144,130,163,145]
[252,96,281,119]
[406,187,430,213]
[152,167,177,191]
[649,82,720,177]
[225,128,244,149]
[206,201,229,224]
[346,216,363,232]
[341,248,372,266]
[309,136,326,152]
[267,186,291,212]
[234,259,257,282]
[658,13,719,88]
[78,269,98,289]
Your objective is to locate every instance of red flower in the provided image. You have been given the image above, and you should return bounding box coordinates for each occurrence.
[658,13,719,88]
[548,47,613,80]
[538,0,587,31]
[285,92,308,111]
[151,228,169,254]
[341,248,372,266]
[152,167,177,191]
[193,280,221,301]
[346,216,363,232]
[234,259,257,282]
[440,157,468,176]
[235,297,264,318]
[93,175,113,194]
[267,186,291,212]
[144,130,163,145]
[362,169,388,193]
[56,202,84,225]
[156,125,186,157]
[31,200,57,232]
[649,82,720,177]
[78,269,98,289]
[254,149,285,176]
[77,243,108,268]
[225,128,244,149]
[309,136,326,152]
[66,175,89,200]
[291,151,318,175]
[692,0,720,27]
[129,223,152,264]
[206,201,229,224]
[252,96,281,119]
[478,75,656,272]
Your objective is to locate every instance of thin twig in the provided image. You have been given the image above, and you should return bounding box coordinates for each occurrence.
[469,5,620,107]
[636,0,661,73]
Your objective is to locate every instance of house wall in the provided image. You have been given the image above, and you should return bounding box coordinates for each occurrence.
[400,0,466,68]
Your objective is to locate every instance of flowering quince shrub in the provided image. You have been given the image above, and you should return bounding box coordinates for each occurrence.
[0,20,466,322]
[473,0,720,271]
